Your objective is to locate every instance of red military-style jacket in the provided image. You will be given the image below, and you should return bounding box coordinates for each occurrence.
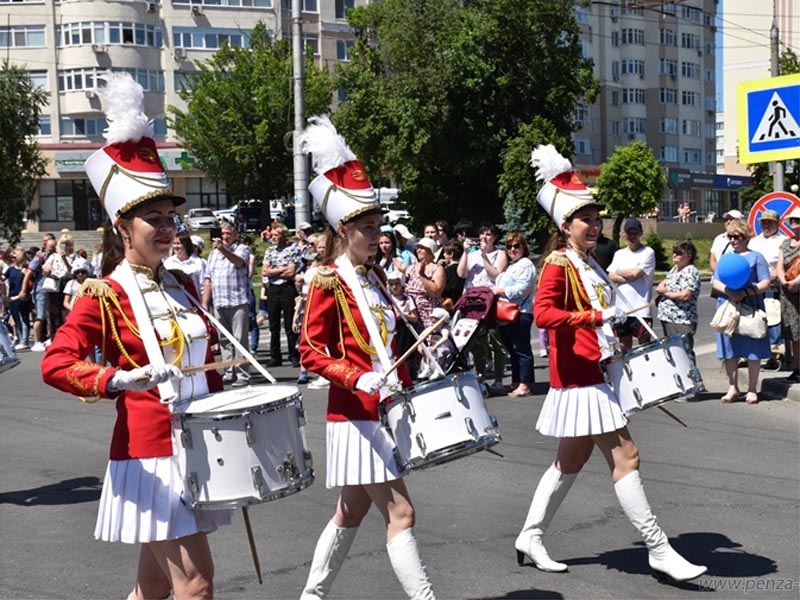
[41,273,221,460]
[534,249,607,389]
[299,264,411,422]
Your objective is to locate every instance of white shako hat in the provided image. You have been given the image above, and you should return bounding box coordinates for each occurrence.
[84,73,184,225]
[531,144,598,226]
[298,115,381,229]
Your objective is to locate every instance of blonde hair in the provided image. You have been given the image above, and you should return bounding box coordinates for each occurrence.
[725,218,750,239]
[59,233,74,246]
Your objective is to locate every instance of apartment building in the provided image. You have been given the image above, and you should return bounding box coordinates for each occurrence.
[719,0,799,177]
[574,0,739,220]
[1,0,363,232]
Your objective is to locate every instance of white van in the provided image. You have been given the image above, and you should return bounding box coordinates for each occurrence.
[377,188,409,224]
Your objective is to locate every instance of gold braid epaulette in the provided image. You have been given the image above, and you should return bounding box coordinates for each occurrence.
[73,279,116,301]
[543,252,570,268]
[312,266,337,289]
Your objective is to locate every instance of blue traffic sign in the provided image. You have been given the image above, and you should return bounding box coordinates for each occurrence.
[738,74,800,164]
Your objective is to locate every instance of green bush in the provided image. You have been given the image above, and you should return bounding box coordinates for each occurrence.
[644,230,669,270]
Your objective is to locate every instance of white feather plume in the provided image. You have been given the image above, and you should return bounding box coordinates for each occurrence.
[99,72,153,144]
[297,115,357,175]
[530,144,573,183]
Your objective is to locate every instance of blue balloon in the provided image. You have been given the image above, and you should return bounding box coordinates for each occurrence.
[717,253,750,290]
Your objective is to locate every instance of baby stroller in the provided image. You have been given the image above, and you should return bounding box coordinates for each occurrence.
[448,286,497,374]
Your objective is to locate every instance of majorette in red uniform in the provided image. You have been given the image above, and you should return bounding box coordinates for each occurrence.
[40,74,231,558]
[296,116,435,599]
[513,145,707,583]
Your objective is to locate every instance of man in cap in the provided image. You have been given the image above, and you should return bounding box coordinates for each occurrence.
[607,218,656,352]
[392,223,417,268]
[749,209,786,368]
[709,209,744,272]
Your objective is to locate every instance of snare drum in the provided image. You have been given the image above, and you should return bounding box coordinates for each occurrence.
[174,385,314,509]
[380,371,500,473]
[601,335,704,413]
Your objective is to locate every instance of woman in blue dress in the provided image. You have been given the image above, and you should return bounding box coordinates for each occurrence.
[710,219,771,404]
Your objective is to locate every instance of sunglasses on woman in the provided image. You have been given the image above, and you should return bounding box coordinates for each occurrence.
[507,243,523,250]
[727,234,744,240]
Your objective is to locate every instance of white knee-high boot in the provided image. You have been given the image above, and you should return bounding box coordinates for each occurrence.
[386,528,435,600]
[614,471,707,582]
[300,520,358,599]
[515,464,577,572]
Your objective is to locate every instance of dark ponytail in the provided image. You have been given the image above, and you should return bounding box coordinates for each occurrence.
[100,219,125,276]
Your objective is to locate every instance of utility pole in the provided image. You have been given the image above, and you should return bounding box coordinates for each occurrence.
[771,17,784,192]
[292,0,310,226]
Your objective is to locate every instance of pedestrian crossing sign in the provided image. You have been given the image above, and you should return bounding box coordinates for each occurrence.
[738,74,800,164]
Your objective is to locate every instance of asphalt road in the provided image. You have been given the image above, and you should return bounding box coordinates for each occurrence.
[1,282,798,600]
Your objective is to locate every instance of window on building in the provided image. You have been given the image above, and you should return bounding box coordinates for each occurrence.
[660,28,677,46]
[152,117,168,137]
[611,90,620,106]
[681,5,701,22]
[621,58,645,78]
[620,28,645,46]
[621,0,643,15]
[0,25,46,47]
[574,138,591,155]
[185,177,228,210]
[174,27,250,49]
[28,70,49,90]
[37,115,51,137]
[175,0,271,6]
[59,68,164,92]
[60,117,109,137]
[622,88,646,104]
[681,32,699,50]
[303,34,318,55]
[660,117,678,134]
[661,146,678,162]
[58,22,163,48]
[611,60,620,81]
[335,0,354,19]
[705,69,714,83]
[575,103,589,127]
[611,121,621,136]
[662,2,677,15]
[683,148,702,165]
[611,31,619,47]
[660,88,677,104]
[336,39,355,61]
[681,62,700,79]
[578,39,590,59]
[659,59,677,76]
[682,119,701,136]
[682,90,699,107]
[705,123,716,139]
[623,117,646,134]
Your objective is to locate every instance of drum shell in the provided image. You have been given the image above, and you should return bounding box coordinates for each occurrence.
[602,335,704,412]
[175,386,314,509]
[382,371,500,473]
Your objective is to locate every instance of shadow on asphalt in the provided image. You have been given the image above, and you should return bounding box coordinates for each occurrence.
[563,531,777,591]
[0,476,102,506]
[471,589,564,599]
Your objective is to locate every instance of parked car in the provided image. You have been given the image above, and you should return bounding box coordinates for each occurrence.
[185,208,219,231]
[383,201,410,225]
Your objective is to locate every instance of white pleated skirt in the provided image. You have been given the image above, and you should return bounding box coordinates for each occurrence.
[325,420,402,489]
[536,383,628,438]
[94,455,232,544]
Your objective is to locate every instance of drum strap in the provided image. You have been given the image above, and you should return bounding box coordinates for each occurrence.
[586,254,659,340]
[335,254,401,396]
[182,291,278,385]
[110,260,177,403]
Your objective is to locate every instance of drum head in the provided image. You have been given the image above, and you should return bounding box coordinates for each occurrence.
[180,385,300,415]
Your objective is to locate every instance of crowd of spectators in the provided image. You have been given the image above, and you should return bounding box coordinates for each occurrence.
[3,207,799,396]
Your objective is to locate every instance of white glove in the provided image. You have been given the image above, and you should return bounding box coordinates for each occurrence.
[355,372,386,395]
[108,364,183,392]
[602,307,626,324]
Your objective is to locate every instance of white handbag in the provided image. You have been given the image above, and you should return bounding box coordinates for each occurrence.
[764,298,781,327]
[736,303,768,339]
[42,276,59,293]
[710,300,738,336]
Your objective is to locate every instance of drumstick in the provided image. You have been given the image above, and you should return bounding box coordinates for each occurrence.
[624,301,655,316]
[657,404,688,428]
[242,506,263,585]
[385,314,450,377]
[132,358,250,382]
[181,357,249,375]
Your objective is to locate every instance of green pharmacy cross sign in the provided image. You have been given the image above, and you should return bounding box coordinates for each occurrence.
[175,151,196,170]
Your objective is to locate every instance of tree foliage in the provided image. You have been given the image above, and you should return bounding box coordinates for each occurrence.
[595,142,665,244]
[0,60,48,246]
[334,0,597,235]
[169,23,333,204]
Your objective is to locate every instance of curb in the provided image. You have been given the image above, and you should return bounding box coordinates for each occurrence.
[762,377,800,403]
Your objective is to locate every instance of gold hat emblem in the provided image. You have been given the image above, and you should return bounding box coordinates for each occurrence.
[138,147,157,163]
[351,168,367,182]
